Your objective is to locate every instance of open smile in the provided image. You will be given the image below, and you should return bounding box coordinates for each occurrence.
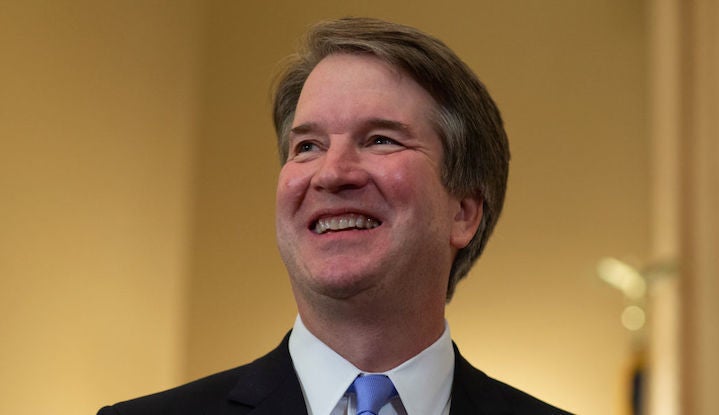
[311,213,382,234]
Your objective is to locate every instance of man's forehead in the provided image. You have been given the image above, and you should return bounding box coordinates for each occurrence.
[292,54,437,133]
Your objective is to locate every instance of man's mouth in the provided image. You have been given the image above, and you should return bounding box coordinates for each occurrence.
[312,213,381,234]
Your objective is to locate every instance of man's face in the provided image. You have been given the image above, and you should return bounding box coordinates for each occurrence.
[275,54,478,304]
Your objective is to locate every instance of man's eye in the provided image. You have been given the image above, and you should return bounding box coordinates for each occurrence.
[371,135,398,145]
[296,141,318,153]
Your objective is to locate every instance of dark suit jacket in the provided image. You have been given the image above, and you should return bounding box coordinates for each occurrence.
[98,333,572,414]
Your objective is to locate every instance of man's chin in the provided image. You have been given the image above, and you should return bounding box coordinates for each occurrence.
[297,272,382,302]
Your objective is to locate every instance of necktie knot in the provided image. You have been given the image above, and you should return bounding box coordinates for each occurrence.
[351,374,397,415]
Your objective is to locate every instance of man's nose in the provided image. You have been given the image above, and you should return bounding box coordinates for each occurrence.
[311,140,369,192]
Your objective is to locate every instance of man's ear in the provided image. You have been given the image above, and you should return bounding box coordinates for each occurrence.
[450,194,483,250]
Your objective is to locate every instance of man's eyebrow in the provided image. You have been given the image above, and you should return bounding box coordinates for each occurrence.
[363,118,411,134]
[289,123,318,137]
[289,119,412,137]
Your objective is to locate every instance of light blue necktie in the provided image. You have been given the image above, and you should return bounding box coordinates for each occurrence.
[351,374,398,415]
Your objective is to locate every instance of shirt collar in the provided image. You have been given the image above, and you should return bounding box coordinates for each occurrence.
[289,315,454,415]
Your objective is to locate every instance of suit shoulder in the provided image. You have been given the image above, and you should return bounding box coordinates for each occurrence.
[481,375,573,414]
[453,348,573,414]
[98,335,293,415]
[99,365,248,415]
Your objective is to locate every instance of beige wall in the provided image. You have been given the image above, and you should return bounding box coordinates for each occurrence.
[1,1,654,415]
[0,1,200,413]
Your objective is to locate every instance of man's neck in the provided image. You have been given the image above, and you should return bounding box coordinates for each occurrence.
[296,294,446,372]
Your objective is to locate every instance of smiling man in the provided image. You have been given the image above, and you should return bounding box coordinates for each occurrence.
[99,17,571,415]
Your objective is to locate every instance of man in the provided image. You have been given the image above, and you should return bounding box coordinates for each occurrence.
[99,17,571,415]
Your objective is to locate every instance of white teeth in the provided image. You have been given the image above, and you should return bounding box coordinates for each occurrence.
[313,213,380,234]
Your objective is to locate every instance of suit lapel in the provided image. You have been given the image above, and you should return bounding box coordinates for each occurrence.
[450,343,488,414]
[226,332,308,415]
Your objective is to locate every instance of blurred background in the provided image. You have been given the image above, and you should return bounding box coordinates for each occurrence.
[1,1,716,414]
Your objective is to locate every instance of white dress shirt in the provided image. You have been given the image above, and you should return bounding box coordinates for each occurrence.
[288,316,454,415]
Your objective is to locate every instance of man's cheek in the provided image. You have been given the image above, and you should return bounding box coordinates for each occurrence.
[277,169,312,203]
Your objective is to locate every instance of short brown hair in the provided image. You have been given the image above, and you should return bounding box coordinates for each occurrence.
[272,17,510,300]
